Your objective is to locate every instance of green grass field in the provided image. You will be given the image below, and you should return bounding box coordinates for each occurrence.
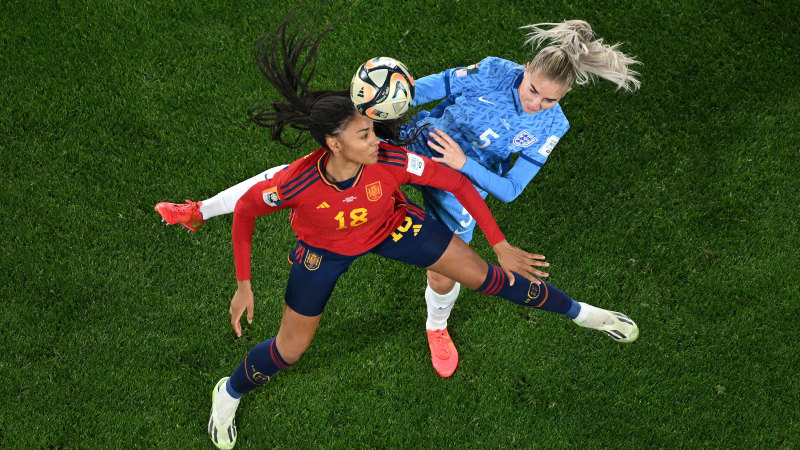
[3,0,799,447]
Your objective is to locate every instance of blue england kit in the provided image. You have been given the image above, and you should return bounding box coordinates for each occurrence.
[402,56,570,242]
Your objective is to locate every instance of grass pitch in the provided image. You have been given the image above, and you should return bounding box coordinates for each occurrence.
[2,0,799,447]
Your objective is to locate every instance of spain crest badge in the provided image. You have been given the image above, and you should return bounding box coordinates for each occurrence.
[304,251,322,271]
[366,181,382,202]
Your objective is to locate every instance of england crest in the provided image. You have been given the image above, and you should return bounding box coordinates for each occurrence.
[513,130,538,148]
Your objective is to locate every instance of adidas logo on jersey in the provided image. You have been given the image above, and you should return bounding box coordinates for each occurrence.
[316,201,330,209]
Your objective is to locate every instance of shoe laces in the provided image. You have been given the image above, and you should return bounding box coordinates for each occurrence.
[433,330,450,357]
[180,199,199,212]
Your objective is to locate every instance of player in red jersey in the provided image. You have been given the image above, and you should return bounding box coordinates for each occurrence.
[203,16,637,449]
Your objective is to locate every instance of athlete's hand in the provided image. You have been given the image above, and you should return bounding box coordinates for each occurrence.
[428,128,468,170]
[492,240,549,286]
[230,280,255,338]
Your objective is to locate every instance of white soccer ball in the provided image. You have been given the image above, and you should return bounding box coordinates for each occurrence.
[350,57,415,121]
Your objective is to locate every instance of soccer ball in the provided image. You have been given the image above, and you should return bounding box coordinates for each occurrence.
[350,57,415,121]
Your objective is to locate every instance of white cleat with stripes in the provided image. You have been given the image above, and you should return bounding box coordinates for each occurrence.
[208,377,237,449]
[595,311,639,343]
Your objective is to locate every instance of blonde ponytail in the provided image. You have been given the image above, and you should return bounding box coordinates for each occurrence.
[520,20,641,91]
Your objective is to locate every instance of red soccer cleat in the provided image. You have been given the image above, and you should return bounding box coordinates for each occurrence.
[155,199,205,231]
[426,328,458,378]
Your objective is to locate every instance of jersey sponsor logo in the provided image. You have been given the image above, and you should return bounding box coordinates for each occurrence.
[304,251,322,271]
[538,135,560,157]
[316,201,330,209]
[262,187,283,207]
[478,96,496,106]
[365,181,382,201]
[406,153,425,176]
[513,130,538,148]
[343,196,357,203]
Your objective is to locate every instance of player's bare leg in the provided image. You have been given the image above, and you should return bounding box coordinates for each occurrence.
[428,235,638,344]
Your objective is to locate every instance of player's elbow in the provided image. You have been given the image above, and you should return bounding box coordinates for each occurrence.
[495,188,523,204]
[496,195,515,204]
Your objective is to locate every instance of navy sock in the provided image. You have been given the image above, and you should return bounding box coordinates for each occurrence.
[476,265,581,319]
[228,337,292,396]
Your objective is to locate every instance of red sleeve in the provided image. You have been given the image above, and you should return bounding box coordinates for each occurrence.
[232,179,286,280]
[388,144,506,246]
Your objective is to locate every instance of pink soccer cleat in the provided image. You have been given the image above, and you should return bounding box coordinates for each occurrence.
[426,328,459,378]
[155,199,205,231]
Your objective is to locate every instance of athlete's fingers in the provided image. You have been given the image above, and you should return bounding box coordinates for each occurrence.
[429,129,457,147]
[502,267,516,286]
[521,267,548,283]
[433,128,458,147]
[246,302,254,324]
[426,139,446,153]
[531,268,549,278]
[230,310,242,338]
[427,134,451,153]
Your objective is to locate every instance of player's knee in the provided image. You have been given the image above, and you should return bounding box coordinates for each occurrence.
[275,337,311,365]
[275,345,305,365]
[427,271,457,294]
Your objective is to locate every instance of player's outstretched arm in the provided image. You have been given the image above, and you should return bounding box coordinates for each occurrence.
[427,128,543,204]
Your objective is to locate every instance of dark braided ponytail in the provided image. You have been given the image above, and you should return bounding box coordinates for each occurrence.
[249,11,421,150]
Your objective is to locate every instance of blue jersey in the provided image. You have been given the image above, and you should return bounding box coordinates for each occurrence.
[405,56,570,204]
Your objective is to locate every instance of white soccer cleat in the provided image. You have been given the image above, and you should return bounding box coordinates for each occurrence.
[208,377,237,449]
[595,311,639,343]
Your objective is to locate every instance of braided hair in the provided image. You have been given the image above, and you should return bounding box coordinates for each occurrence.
[249,12,419,150]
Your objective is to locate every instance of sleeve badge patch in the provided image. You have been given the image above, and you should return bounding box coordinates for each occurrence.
[455,63,479,77]
[538,135,560,157]
[366,181,383,202]
[262,186,283,207]
[406,153,425,176]
[513,130,538,148]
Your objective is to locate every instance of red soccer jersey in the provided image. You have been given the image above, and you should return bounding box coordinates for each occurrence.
[232,142,505,280]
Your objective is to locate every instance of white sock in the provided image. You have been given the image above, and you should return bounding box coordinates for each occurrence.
[572,302,613,329]
[425,282,460,330]
[214,380,241,422]
[199,164,289,220]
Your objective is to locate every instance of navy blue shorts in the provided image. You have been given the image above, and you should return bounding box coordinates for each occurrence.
[284,204,454,316]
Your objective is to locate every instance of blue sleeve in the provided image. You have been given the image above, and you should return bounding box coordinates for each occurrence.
[460,155,545,203]
[412,71,450,106]
[448,57,515,96]
[412,56,513,106]
[460,115,568,203]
